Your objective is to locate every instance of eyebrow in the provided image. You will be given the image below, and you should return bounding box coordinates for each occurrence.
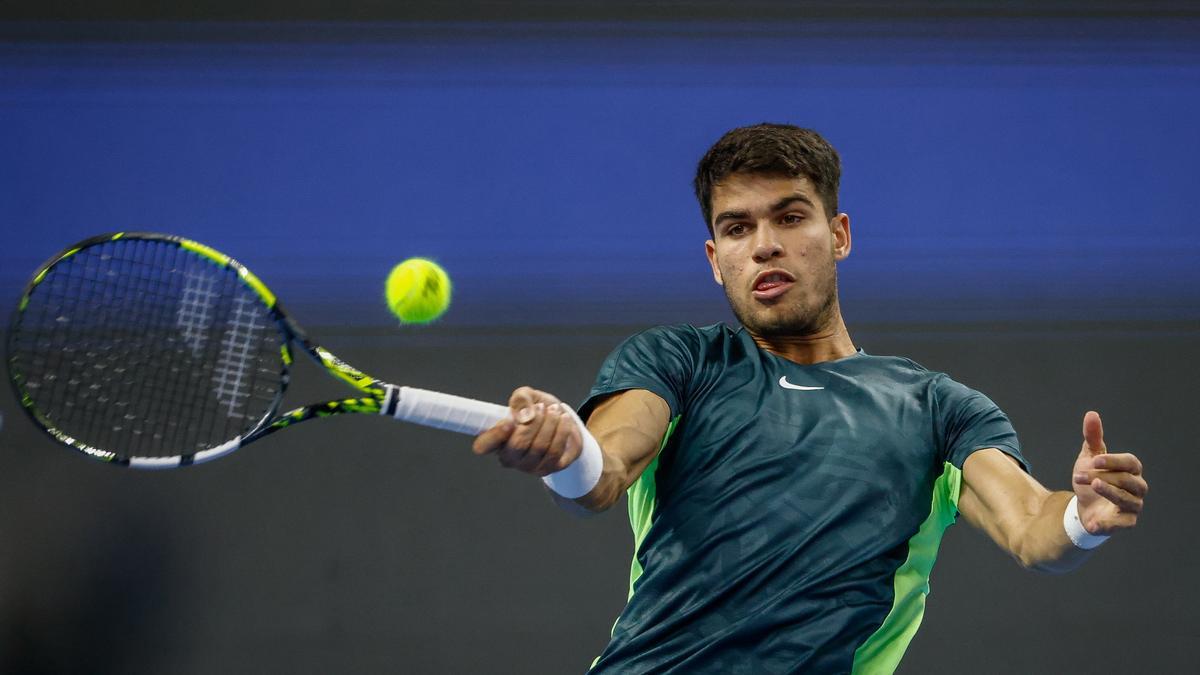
[712,194,817,228]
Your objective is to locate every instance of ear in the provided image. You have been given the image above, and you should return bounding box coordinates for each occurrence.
[831,213,852,262]
[704,239,724,286]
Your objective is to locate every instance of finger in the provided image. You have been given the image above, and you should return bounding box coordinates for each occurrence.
[1093,453,1142,475]
[1081,470,1148,498]
[1091,477,1143,513]
[496,446,527,469]
[510,386,540,424]
[1074,468,1147,497]
[508,401,547,450]
[496,413,540,467]
[532,407,581,476]
[510,403,562,473]
[1085,511,1140,536]
[472,418,515,455]
[1082,410,1107,456]
[1108,512,1140,530]
[526,402,563,460]
[509,387,562,422]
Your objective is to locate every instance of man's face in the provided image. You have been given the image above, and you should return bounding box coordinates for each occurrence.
[704,173,851,337]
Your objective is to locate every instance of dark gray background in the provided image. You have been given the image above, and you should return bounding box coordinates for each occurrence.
[2,323,1195,673]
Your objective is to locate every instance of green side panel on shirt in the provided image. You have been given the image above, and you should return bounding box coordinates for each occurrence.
[626,414,680,600]
[851,462,962,674]
[592,415,681,670]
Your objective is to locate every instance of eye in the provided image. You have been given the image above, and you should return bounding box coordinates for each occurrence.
[726,223,749,237]
[781,213,806,225]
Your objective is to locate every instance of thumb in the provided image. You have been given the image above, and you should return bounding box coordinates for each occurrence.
[1082,410,1107,456]
[508,386,539,424]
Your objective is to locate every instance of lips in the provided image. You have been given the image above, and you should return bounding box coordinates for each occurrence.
[751,269,796,301]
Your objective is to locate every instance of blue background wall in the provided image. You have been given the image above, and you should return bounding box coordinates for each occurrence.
[3,19,1198,327]
[1,10,1197,674]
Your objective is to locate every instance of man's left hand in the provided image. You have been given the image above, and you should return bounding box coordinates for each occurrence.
[1072,411,1148,535]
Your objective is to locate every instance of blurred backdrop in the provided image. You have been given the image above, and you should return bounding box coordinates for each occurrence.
[1,2,1197,673]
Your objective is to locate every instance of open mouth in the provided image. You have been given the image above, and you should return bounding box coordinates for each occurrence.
[751,270,795,301]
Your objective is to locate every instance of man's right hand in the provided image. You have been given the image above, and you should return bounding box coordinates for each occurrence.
[472,386,583,477]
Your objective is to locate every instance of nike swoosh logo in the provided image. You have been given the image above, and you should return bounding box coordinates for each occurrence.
[778,376,825,391]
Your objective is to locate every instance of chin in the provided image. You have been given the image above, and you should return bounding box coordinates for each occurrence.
[754,317,821,337]
[738,307,818,337]
[724,285,836,337]
[734,293,836,337]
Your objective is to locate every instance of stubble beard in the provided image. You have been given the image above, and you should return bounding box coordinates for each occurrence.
[725,264,840,339]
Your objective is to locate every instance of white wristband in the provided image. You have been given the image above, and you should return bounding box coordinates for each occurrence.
[540,405,603,499]
[1063,495,1110,550]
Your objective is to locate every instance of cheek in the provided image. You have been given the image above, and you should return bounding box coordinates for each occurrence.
[796,233,835,260]
[722,259,747,283]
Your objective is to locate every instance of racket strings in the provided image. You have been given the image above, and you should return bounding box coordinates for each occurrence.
[9,239,283,459]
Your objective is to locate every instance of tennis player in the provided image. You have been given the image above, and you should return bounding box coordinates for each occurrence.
[473,124,1148,673]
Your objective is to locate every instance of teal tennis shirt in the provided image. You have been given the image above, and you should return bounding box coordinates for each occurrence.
[580,324,1027,674]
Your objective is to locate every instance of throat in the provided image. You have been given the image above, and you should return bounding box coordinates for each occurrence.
[749,317,856,365]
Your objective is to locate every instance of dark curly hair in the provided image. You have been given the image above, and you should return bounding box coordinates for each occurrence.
[694,123,841,235]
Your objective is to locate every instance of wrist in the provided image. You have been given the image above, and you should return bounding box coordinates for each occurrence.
[1063,494,1110,550]
[541,407,603,499]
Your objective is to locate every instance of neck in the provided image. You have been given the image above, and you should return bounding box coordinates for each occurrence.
[748,311,856,365]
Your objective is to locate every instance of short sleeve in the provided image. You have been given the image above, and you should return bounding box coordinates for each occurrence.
[577,325,700,421]
[933,374,1029,472]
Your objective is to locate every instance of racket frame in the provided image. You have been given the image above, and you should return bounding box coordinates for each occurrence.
[6,232,393,467]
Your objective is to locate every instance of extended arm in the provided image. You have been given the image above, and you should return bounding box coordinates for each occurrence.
[472,386,670,514]
[958,411,1147,574]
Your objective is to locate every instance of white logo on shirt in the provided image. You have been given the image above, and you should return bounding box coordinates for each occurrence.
[778,376,825,391]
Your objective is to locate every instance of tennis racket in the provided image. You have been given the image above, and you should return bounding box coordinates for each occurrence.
[5,232,600,497]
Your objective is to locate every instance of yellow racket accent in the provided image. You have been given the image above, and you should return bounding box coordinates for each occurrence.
[180,239,231,266]
[236,266,276,308]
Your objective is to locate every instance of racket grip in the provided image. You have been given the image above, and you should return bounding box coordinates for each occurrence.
[389,385,509,435]
[387,385,603,499]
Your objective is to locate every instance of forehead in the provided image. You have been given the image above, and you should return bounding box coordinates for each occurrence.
[710,173,824,214]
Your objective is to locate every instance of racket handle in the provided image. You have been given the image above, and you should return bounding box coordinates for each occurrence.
[389,385,509,435]
[386,385,603,499]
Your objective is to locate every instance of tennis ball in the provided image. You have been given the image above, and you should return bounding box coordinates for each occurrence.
[385,258,451,324]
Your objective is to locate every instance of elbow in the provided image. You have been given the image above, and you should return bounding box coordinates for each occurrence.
[573,448,637,514]
[1016,554,1060,575]
[1013,544,1075,575]
[1013,549,1043,573]
[548,485,614,516]
[1012,540,1040,572]
[575,480,627,514]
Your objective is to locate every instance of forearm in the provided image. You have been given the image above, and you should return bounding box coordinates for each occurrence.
[1012,490,1096,574]
[544,444,637,516]
[570,423,663,513]
[547,389,669,514]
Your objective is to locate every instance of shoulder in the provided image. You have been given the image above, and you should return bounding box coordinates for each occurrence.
[616,322,730,354]
[842,353,994,406]
[845,352,946,387]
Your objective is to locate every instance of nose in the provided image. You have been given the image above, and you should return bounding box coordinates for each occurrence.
[751,227,783,263]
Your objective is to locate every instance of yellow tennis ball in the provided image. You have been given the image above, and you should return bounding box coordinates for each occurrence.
[385,258,451,324]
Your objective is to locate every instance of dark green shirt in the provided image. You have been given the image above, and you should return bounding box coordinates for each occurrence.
[581,324,1026,674]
